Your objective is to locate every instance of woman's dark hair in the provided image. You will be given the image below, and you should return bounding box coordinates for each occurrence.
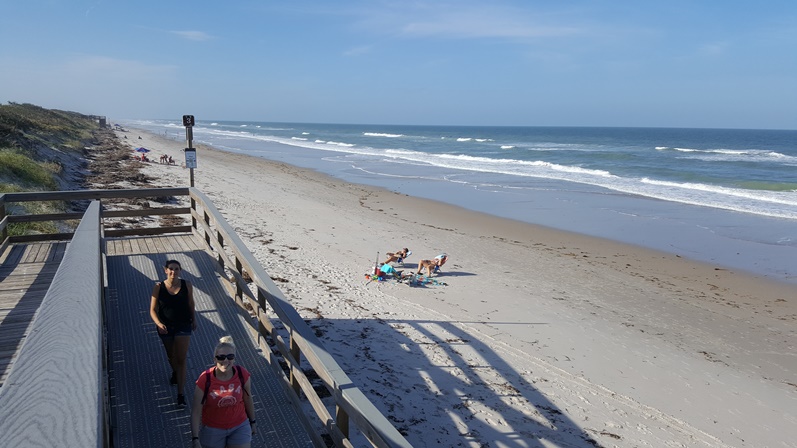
[164,259,181,268]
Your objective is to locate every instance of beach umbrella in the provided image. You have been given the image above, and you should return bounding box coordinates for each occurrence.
[135,147,150,153]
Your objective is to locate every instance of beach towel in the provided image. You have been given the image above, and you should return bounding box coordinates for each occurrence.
[380,264,397,276]
[364,264,403,285]
[400,274,447,287]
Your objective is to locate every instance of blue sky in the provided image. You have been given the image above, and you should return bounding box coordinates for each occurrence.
[1,1,795,129]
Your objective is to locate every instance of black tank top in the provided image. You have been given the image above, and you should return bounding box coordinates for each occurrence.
[157,279,191,327]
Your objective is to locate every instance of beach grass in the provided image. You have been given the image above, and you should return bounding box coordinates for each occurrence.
[0,102,99,236]
[0,150,60,190]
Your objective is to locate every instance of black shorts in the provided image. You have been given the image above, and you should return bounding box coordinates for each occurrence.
[159,323,192,340]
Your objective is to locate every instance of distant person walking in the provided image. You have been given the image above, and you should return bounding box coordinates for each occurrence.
[149,259,197,407]
[191,336,256,448]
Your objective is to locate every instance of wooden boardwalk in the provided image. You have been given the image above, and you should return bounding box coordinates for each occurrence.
[0,237,313,447]
[0,241,67,386]
[0,189,411,448]
[105,234,313,447]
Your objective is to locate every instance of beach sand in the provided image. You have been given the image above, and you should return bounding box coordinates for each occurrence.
[115,129,796,447]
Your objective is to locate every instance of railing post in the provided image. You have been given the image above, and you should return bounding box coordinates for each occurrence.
[203,210,212,248]
[190,197,197,231]
[0,194,7,243]
[0,195,9,257]
[216,231,225,270]
[336,405,350,440]
[289,334,301,394]
[235,257,244,304]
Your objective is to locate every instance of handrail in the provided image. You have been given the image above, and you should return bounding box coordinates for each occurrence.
[0,188,192,242]
[0,187,189,202]
[0,194,8,258]
[0,201,107,446]
[189,188,412,447]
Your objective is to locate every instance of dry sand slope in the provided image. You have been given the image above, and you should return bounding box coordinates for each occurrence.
[113,128,796,448]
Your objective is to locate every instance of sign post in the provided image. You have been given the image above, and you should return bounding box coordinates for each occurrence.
[182,115,196,187]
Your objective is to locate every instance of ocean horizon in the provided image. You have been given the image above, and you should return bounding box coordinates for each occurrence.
[121,119,797,283]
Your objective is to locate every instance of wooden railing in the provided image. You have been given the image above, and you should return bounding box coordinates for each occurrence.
[0,188,412,448]
[0,201,107,447]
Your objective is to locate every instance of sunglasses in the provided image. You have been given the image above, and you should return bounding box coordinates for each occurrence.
[215,353,235,361]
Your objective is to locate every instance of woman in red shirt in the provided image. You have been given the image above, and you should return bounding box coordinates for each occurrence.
[190,336,256,447]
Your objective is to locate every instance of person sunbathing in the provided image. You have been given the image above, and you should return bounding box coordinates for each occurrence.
[416,254,448,276]
[383,248,411,265]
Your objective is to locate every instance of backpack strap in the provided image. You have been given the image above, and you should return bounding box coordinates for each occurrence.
[201,367,214,404]
[237,366,250,397]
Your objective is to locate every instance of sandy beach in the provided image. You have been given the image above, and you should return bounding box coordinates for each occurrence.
[114,129,796,447]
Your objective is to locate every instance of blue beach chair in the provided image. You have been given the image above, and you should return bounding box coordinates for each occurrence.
[433,253,448,273]
[397,250,412,266]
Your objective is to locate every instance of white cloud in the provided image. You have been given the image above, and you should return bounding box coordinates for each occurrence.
[343,45,374,56]
[352,3,584,40]
[170,30,214,41]
[698,42,728,56]
[399,10,580,39]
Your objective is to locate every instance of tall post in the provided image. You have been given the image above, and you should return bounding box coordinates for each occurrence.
[187,127,195,187]
[0,195,7,244]
[182,115,196,188]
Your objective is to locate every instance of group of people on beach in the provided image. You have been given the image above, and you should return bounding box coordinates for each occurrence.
[375,248,449,280]
[149,260,256,448]
[135,152,176,164]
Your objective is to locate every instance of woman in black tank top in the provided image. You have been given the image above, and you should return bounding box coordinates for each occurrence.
[149,259,197,407]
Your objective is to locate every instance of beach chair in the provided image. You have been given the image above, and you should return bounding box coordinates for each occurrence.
[384,249,411,266]
[433,253,448,273]
[396,250,412,266]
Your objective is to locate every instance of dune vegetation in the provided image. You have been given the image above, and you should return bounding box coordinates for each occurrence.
[0,102,99,235]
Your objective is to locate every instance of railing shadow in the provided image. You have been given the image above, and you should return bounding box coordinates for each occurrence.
[306,315,601,447]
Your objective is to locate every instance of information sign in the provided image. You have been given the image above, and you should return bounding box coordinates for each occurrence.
[184,148,197,169]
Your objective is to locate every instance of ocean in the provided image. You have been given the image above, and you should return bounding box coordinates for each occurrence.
[122,119,797,283]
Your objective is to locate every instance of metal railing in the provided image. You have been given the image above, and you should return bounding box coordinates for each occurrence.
[0,201,107,447]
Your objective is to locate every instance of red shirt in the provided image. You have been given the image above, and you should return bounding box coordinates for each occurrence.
[196,366,250,429]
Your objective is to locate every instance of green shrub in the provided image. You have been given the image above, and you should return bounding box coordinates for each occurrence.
[0,102,95,150]
[0,150,58,190]
[0,102,97,237]
[0,185,60,236]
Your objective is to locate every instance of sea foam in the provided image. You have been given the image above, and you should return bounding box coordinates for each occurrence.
[364,132,403,138]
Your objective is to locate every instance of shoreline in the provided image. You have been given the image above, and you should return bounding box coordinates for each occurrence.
[144,121,797,285]
[114,127,797,447]
[149,126,796,290]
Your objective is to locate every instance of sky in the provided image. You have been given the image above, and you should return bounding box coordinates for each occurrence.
[1,1,795,129]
